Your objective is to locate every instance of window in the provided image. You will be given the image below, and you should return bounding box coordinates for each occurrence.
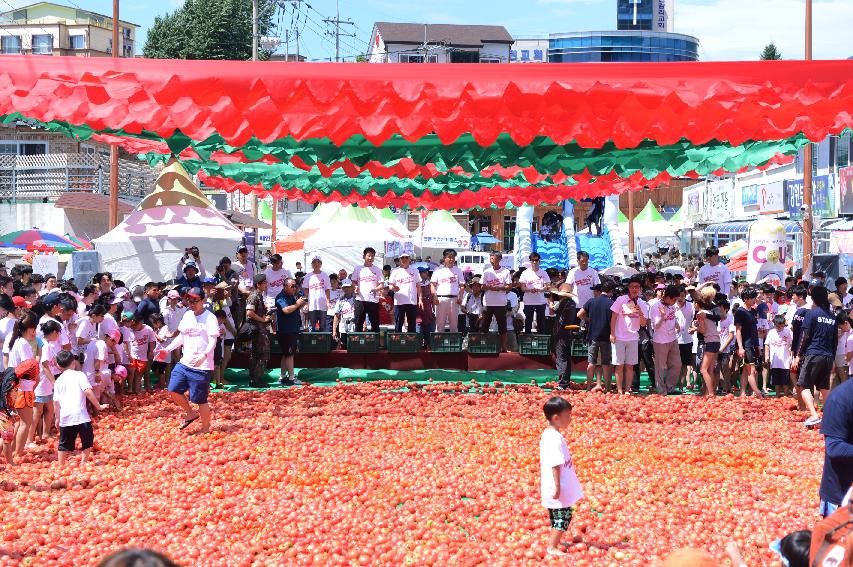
[533,49,543,61]
[1,35,22,54]
[0,141,47,155]
[509,50,517,61]
[520,50,529,61]
[480,57,500,63]
[398,53,436,63]
[450,50,479,63]
[503,215,516,251]
[69,35,85,50]
[835,134,851,169]
[31,34,53,54]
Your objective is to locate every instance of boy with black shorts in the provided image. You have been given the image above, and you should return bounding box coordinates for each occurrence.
[793,286,839,427]
[734,286,763,397]
[765,315,793,397]
[53,350,108,466]
[539,396,583,557]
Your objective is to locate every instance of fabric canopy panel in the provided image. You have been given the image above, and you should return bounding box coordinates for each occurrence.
[93,161,242,288]
[416,211,472,250]
[2,56,852,209]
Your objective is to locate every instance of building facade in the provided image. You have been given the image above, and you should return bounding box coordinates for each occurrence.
[0,2,138,57]
[367,22,512,63]
[549,30,698,62]
[617,0,675,32]
[510,38,548,63]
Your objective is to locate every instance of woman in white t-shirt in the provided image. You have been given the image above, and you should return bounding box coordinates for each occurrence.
[32,319,62,445]
[8,312,39,457]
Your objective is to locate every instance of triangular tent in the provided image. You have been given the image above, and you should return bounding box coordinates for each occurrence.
[634,201,665,223]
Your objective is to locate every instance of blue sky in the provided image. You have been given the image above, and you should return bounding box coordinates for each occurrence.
[8,0,853,61]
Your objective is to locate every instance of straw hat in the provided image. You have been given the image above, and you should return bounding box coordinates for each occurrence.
[550,284,577,298]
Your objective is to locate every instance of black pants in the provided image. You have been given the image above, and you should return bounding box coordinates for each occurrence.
[524,304,546,334]
[554,333,573,387]
[394,304,417,332]
[354,300,380,333]
[481,306,507,333]
[633,338,656,390]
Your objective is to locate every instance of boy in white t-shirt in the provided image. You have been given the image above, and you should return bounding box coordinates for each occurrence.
[539,396,583,557]
[53,350,108,467]
[765,315,793,397]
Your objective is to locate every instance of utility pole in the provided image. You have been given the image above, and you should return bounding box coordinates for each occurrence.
[802,0,814,276]
[251,0,259,240]
[108,0,120,230]
[323,0,355,62]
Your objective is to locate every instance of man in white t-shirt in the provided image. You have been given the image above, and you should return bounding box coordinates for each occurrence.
[520,252,550,334]
[481,252,513,352]
[651,285,682,394]
[52,351,108,467]
[264,254,292,300]
[164,287,220,434]
[430,249,465,333]
[351,247,384,333]
[565,251,600,310]
[698,246,733,297]
[389,252,420,332]
[609,277,650,395]
[302,256,332,332]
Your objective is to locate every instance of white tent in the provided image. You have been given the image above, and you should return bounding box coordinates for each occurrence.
[415,211,471,257]
[93,161,243,288]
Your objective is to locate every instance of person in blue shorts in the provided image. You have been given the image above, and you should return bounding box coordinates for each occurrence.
[163,287,220,434]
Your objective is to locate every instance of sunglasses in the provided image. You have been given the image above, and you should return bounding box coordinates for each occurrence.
[186,297,202,304]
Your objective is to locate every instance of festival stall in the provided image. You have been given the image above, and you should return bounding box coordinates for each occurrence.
[92,161,243,288]
[415,210,472,259]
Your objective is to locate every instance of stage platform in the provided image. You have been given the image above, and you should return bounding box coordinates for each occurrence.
[229,350,587,373]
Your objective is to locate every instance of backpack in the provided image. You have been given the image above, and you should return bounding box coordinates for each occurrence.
[0,367,19,418]
[811,501,853,566]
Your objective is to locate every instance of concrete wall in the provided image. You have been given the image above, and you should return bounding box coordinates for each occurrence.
[0,202,113,240]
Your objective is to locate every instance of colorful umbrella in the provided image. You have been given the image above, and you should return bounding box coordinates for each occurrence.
[0,229,81,253]
[63,233,92,250]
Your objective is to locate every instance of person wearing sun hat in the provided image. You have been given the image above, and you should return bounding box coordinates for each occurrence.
[551,284,579,389]
[245,274,272,388]
[389,252,420,333]
[163,287,220,434]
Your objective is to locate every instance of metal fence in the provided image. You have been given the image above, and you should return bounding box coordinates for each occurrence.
[0,153,158,201]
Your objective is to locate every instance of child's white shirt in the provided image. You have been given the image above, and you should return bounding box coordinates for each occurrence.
[540,427,583,509]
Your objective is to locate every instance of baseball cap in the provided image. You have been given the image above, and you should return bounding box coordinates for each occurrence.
[107,329,122,342]
[829,292,843,308]
[203,277,217,285]
[253,273,267,286]
[398,251,412,258]
[11,296,27,308]
[236,245,248,253]
[121,311,135,321]
[310,255,322,263]
[183,261,198,272]
[185,287,204,300]
[590,283,602,291]
[43,293,61,308]
[113,287,130,298]
[809,279,824,288]
[167,290,180,299]
[655,283,667,290]
[341,279,353,287]
[417,266,430,273]
[15,359,39,381]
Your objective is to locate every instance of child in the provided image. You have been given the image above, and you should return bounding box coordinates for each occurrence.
[834,311,851,390]
[52,350,108,467]
[84,329,121,411]
[212,310,228,389]
[765,314,794,397]
[540,396,583,557]
[149,314,170,391]
[717,300,735,394]
[32,320,62,445]
[127,314,156,393]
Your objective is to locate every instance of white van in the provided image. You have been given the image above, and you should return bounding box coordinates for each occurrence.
[457,252,515,275]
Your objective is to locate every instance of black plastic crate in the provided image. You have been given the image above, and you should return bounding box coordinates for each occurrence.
[519,334,552,356]
[347,332,380,353]
[571,341,589,357]
[386,332,421,353]
[467,333,500,354]
[297,333,332,354]
[431,332,463,353]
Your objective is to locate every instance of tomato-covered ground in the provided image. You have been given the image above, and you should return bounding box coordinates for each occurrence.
[0,381,821,566]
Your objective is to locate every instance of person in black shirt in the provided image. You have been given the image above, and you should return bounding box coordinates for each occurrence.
[134,282,161,326]
[794,286,839,427]
[578,280,614,392]
[734,285,762,398]
[551,284,578,390]
[819,377,853,517]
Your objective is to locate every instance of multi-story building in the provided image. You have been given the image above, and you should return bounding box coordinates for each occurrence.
[617,0,675,32]
[510,37,548,63]
[0,2,138,58]
[367,22,513,63]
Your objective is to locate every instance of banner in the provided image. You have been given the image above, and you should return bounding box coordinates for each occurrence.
[746,218,787,286]
[785,175,834,219]
[384,240,414,258]
[840,167,853,215]
[32,253,59,277]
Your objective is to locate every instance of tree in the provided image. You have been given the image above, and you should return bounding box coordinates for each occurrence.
[143,0,276,61]
[760,42,782,60]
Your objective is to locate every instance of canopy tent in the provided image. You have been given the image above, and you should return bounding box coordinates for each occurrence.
[416,211,472,256]
[92,161,243,288]
[372,208,411,239]
[667,205,689,230]
[617,201,678,255]
[1,57,851,211]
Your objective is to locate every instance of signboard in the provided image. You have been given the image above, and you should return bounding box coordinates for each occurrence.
[746,218,787,286]
[831,231,853,254]
[684,186,703,221]
[32,252,59,277]
[385,240,414,258]
[420,235,470,249]
[785,175,834,219]
[706,180,734,221]
[656,0,674,32]
[741,184,758,208]
[840,166,853,215]
[757,181,785,215]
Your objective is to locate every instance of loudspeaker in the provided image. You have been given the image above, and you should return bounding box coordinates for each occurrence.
[71,250,101,287]
[812,254,840,283]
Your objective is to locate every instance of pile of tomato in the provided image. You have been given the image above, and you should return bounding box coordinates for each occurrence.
[0,381,821,566]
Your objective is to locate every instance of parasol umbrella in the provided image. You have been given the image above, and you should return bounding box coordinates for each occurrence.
[63,233,93,250]
[0,229,81,253]
[473,232,501,245]
[600,265,639,277]
[661,266,686,276]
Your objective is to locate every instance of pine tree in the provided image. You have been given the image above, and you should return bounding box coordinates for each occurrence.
[760,42,782,60]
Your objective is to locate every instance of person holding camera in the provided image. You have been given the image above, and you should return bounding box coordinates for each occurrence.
[275,278,307,386]
[177,247,205,280]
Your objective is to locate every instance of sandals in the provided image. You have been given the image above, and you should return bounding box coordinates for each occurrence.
[179,415,199,430]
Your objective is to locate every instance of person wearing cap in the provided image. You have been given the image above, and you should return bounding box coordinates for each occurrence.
[134,282,161,327]
[126,313,157,394]
[610,276,650,395]
[430,249,465,334]
[520,252,550,334]
[481,252,513,352]
[245,274,272,388]
[234,244,255,293]
[163,287,220,433]
[461,278,483,333]
[351,247,385,333]
[698,246,733,297]
[331,279,357,349]
[650,285,683,395]
[177,247,205,280]
[176,260,203,294]
[565,251,600,310]
[794,285,839,427]
[302,256,332,332]
[551,284,579,389]
[389,252,420,333]
[264,254,292,300]
[578,280,614,392]
[52,350,109,467]
[275,278,307,385]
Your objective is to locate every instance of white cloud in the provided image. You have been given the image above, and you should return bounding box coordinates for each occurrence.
[677,0,853,61]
